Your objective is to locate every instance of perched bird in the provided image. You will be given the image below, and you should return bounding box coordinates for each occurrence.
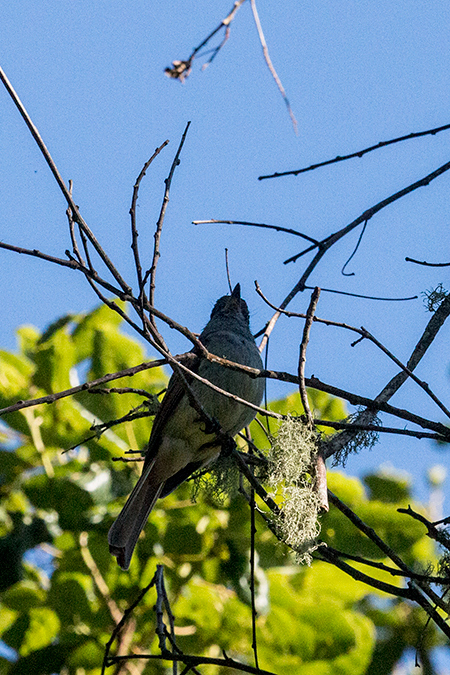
[108,284,264,569]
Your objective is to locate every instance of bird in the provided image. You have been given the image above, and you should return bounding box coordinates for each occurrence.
[108,284,265,569]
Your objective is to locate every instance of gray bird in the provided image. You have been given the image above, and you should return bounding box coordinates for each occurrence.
[108,284,264,569]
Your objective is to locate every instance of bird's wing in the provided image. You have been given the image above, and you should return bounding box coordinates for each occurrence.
[143,351,200,466]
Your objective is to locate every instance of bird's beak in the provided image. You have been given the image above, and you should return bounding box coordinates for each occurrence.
[231,283,241,300]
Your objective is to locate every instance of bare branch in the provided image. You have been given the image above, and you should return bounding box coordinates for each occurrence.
[258,122,450,180]
[194,218,319,244]
[323,293,450,458]
[321,546,450,584]
[249,0,298,134]
[341,219,368,276]
[0,358,171,417]
[285,157,450,268]
[298,286,336,517]
[302,285,417,302]
[0,240,82,271]
[328,491,450,616]
[165,0,247,81]
[298,287,320,426]
[398,505,450,551]
[108,652,278,675]
[313,419,444,441]
[147,122,191,328]
[224,248,233,293]
[101,572,158,675]
[406,257,450,267]
[256,282,450,427]
[130,141,170,291]
[360,326,450,421]
[376,292,450,402]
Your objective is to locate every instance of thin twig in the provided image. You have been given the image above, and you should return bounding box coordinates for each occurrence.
[193,219,319,245]
[258,122,450,180]
[101,571,158,675]
[155,565,170,656]
[398,505,450,551]
[201,25,231,70]
[284,157,450,269]
[319,547,450,640]
[232,448,281,516]
[302,286,417,302]
[320,546,450,584]
[160,574,179,675]
[328,491,449,615]
[88,386,155,398]
[341,220,368,276]
[249,0,298,134]
[0,240,83,271]
[250,488,260,672]
[147,122,191,331]
[312,419,443,440]
[405,257,450,267]
[317,546,416,599]
[130,141,170,291]
[67,406,154,453]
[225,248,233,293]
[107,653,278,675]
[360,326,450,421]
[0,358,171,417]
[245,427,260,672]
[297,287,329,511]
[298,287,320,425]
[66,180,86,268]
[165,0,247,81]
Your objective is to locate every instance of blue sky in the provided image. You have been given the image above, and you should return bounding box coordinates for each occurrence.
[1,0,450,510]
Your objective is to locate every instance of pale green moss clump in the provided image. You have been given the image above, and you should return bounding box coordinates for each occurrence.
[268,417,322,565]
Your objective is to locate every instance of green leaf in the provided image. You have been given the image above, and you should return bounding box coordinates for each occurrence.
[19,607,59,656]
[0,605,18,638]
[0,351,34,394]
[0,352,35,436]
[327,472,367,506]
[0,451,29,486]
[23,475,94,530]
[364,471,411,503]
[72,303,125,364]
[1,613,30,652]
[3,582,45,611]
[32,328,75,393]
[302,561,373,605]
[66,639,103,669]
[163,520,203,557]
[16,326,40,359]
[47,572,95,624]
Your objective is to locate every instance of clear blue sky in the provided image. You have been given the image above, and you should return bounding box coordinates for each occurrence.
[1,0,450,510]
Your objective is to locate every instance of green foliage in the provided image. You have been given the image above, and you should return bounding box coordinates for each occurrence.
[0,305,445,674]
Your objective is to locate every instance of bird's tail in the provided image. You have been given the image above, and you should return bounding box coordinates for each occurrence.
[108,459,163,570]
